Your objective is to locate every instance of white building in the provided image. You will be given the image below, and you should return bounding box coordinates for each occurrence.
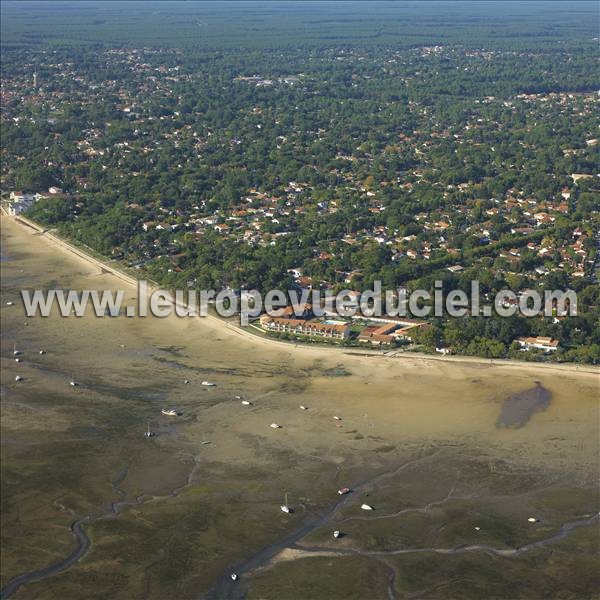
[7,191,37,215]
[9,191,35,202]
[516,336,559,352]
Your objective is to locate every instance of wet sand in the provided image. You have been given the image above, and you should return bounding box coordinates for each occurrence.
[496,382,552,428]
[1,215,599,600]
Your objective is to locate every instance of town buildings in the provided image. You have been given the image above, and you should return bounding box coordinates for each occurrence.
[259,315,350,340]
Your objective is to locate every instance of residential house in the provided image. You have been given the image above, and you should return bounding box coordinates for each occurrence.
[516,336,559,352]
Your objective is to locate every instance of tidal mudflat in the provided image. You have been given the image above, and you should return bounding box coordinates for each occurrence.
[496,382,552,429]
[1,216,599,600]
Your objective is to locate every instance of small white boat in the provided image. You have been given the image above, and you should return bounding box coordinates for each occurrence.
[184,379,190,384]
[299,405,308,410]
[39,350,46,355]
[361,503,374,511]
[333,415,342,421]
[6,301,14,306]
[69,380,79,387]
[15,375,23,382]
[144,422,154,438]
[280,493,292,513]
[527,517,538,523]
[201,381,216,387]
[241,400,252,406]
[270,423,281,429]
[234,395,242,399]
[161,408,178,416]
[474,526,481,531]
[230,573,238,581]
[337,487,351,495]
[13,345,20,356]
[15,358,21,363]
[333,530,341,539]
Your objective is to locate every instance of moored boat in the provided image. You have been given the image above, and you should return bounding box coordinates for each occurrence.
[280,493,292,513]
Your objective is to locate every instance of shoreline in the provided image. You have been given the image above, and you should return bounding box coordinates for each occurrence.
[2,212,599,600]
[2,212,598,377]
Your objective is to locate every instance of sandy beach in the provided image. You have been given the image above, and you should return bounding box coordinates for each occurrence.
[1,213,599,600]
[5,212,599,377]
